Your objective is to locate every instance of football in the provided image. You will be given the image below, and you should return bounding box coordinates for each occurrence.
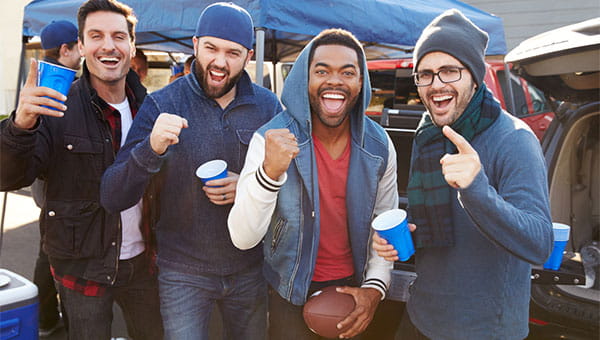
[302,286,356,338]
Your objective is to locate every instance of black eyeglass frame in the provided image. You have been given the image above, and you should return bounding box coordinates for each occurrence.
[413,67,466,87]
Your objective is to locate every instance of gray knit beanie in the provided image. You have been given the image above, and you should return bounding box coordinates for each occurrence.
[413,9,489,87]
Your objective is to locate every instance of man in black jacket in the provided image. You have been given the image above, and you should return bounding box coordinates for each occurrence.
[0,1,162,339]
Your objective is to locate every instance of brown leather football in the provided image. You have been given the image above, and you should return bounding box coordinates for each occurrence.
[302,286,356,338]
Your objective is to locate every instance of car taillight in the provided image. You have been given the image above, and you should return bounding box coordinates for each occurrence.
[397,60,413,69]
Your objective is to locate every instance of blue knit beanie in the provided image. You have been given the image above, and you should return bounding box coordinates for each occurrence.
[40,20,78,50]
[195,2,254,50]
[413,9,489,87]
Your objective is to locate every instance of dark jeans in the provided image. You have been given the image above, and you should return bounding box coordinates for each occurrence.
[268,277,360,340]
[396,309,430,340]
[34,242,63,329]
[57,252,163,340]
[158,262,267,340]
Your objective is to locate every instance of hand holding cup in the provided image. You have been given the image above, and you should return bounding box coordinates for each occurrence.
[196,160,238,205]
[15,59,70,130]
[372,209,415,262]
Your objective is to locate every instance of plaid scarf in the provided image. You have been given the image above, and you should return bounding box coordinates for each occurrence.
[407,84,501,248]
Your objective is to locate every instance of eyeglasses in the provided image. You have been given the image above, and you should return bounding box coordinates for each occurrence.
[413,67,466,87]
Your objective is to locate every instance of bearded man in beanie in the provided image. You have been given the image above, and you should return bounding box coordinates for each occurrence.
[101,2,282,339]
[373,9,553,339]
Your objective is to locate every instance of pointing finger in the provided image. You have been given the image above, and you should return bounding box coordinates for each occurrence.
[442,126,476,155]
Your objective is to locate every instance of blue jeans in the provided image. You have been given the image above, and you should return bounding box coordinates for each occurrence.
[158,262,267,340]
[57,252,163,340]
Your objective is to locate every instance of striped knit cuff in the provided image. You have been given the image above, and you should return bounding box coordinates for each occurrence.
[361,278,388,300]
[255,164,284,192]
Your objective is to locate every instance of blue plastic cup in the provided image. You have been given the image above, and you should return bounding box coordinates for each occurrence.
[171,63,184,76]
[37,60,76,110]
[195,160,228,187]
[372,209,415,261]
[543,223,571,271]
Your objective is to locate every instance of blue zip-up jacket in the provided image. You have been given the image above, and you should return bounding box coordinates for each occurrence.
[101,66,282,275]
[228,40,398,305]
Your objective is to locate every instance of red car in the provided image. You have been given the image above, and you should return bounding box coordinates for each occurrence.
[366,58,555,140]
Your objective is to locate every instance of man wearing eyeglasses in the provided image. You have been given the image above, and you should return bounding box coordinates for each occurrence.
[373,9,552,339]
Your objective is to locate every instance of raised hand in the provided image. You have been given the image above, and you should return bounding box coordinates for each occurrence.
[150,113,188,155]
[440,125,481,189]
[263,128,299,180]
[14,59,68,130]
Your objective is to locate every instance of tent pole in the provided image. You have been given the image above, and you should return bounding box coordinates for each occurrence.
[255,27,265,87]
[15,36,29,108]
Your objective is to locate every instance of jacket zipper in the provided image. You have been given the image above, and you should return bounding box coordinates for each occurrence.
[94,102,120,285]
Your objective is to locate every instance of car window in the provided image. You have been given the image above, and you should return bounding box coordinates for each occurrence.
[497,69,529,116]
[367,69,395,113]
[526,82,552,114]
[367,68,421,114]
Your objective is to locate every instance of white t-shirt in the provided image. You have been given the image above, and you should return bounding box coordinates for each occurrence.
[109,98,144,260]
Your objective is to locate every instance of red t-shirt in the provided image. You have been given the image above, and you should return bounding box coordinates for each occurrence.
[311,135,354,282]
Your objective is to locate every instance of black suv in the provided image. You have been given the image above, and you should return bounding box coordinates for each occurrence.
[377,19,599,339]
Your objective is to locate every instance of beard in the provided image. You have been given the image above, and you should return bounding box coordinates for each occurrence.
[195,61,243,99]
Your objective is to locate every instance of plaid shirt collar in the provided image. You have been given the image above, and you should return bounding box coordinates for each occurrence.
[96,84,139,153]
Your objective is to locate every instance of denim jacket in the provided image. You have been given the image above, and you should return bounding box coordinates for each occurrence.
[101,65,282,275]
[228,40,398,305]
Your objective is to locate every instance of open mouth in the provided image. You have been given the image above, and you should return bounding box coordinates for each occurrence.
[99,56,121,67]
[321,92,346,113]
[209,68,228,83]
[431,93,454,109]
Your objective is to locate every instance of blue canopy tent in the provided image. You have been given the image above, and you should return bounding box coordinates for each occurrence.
[22,0,507,85]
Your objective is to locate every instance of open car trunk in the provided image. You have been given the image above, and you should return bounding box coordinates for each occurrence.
[530,103,600,333]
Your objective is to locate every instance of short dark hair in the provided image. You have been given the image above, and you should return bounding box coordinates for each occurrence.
[77,0,137,42]
[43,41,77,59]
[134,49,147,63]
[308,28,365,76]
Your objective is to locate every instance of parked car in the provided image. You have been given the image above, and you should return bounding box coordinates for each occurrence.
[379,18,599,339]
[507,18,600,339]
[367,58,555,140]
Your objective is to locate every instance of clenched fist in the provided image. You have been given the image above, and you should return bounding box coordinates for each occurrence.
[263,128,299,180]
[150,113,188,155]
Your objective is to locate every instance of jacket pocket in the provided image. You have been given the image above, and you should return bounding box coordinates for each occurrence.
[62,135,104,182]
[43,200,104,260]
[269,216,288,253]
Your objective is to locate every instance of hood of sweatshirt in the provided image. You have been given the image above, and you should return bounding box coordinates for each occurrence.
[280,38,372,141]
